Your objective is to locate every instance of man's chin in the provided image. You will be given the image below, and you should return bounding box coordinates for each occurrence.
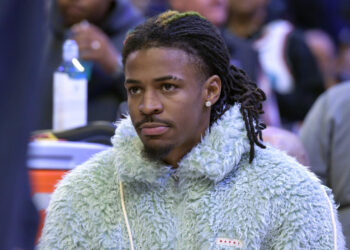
[142,143,174,163]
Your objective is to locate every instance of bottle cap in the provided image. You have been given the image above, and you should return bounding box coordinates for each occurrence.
[63,39,79,61]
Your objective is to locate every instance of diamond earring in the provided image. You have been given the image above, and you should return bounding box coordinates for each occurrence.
[205,101,212,107]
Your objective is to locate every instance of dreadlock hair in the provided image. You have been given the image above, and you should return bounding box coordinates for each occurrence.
[122,10,266,162]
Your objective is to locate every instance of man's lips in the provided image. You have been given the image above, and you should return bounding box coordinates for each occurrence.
[139,122,170,136]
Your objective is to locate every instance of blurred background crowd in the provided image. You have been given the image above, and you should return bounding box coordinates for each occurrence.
[1,0,350,248]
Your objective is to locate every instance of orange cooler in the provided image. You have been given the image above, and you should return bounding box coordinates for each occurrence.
[29,169,68,241]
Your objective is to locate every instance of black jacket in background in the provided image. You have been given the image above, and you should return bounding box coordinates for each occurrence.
[277,30,324,122]
[221,28,260,82]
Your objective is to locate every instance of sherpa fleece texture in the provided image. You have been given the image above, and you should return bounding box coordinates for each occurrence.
[40,105,345,249]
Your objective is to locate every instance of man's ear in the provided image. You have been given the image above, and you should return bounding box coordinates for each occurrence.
[203,75,221,106]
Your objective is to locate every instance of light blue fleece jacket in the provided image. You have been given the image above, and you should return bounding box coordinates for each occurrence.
[40,105,345,249]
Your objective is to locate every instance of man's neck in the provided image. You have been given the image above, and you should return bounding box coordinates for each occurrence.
[227,10,266,39]
[162,133,206,169]
[162,144,193,169]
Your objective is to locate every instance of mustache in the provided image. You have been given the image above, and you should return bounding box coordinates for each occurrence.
[135,116,173,129]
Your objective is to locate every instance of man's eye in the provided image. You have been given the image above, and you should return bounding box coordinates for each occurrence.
[128,87,141,95]
[162,84,176,92]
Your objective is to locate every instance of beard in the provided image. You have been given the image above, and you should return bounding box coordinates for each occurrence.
[142,143,174,163]
[135,115,176,162]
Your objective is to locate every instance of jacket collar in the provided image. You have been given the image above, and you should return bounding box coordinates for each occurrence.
[112,105,250,185]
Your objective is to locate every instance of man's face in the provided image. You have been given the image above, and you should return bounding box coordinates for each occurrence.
[229,0,267,16]
[58,0,112,27]
[171,0,228,26]
[124,47,211,163]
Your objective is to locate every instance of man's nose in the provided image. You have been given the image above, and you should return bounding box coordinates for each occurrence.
[139,90,163,115]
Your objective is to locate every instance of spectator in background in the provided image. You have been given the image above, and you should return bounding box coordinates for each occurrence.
[305,29,338,89]
[300,82,350,248]
[169,0,259,81]
[131,0,168,18]
[169,0,281,126]
[227,0,324,131]
[277,0,350,84]
[36,0,143,130]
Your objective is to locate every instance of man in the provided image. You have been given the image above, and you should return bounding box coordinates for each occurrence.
[40,11,345,249]
[300,82,350,248]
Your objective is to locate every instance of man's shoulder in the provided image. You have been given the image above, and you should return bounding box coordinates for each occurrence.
[246,146,322,193]
[40,148,123,248]
[246,146,344,248]
[50,148,117,202]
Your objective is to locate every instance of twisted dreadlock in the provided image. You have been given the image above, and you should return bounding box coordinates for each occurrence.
[122,10,266,162]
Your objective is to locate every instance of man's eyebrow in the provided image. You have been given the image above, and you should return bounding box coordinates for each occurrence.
[125,79,141,84]
[125,76,183,84]
[154,75,183,82]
